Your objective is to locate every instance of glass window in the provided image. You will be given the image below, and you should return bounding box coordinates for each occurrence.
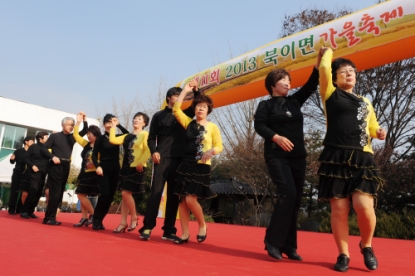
[1,125,27,149]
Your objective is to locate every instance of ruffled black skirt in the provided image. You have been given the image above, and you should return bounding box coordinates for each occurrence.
[174,159,216,201]
[75,171,100,196]
[118,167,147,193]
[317,146,384,204]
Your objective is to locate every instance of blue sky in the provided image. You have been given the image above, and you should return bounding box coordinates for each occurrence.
[0,0,379,119]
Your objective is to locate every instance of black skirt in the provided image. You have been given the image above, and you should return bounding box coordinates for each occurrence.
[75,171,100,196]
[174,159,216,201]
[317,146,384,205]
[118,167,147,193]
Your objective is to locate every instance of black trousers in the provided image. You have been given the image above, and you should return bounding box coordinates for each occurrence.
[44,162,70,220]
[93,166,120,222]
[8,169,23,213]
[265,157,306,249]
[139,157,181,235]
[22,170,46,214]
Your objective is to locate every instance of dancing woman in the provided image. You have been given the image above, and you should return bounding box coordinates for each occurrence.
[73,112,102,227]
[172,80,223,244]
[254,50,323,261]
[317,48,386,272]
[109,112,151,233]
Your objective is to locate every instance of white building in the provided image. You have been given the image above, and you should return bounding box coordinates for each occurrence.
[0,96,101,205]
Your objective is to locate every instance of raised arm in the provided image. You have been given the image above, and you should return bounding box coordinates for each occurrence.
[183,80,201,117]
[319,48,336,102]
[73,113,89,147]
[173,81,195,129]
[109,119,127,145]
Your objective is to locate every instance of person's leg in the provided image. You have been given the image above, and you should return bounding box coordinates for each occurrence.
[44,164,63,221]
[185,195,206,237]
[8,171,22,214]
[21,172,42,216]
[77,194,92,218]
[113,199,128,232]
[352,192,376,247]
[177,201,190,240]
[330,198,351,256]
[265,158,298,248]
[139,158,168,233]
[93,174,110,225]
[281,158,306,251]
[21,191,28,205]
[122,190,137,230]
[162,158,180,236]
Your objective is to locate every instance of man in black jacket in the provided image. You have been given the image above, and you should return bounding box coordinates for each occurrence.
[41,116,88,225]
[8,136,34,215]
[139,86,199,241]
[20,132,49,219]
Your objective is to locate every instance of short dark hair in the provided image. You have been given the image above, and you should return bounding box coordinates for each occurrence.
[87,125,102,138]
[103,113,115,124]
[191,95,214,115]
[264,69,291,95]
[133,112,150,128]
[23,136,34,145]
[331,58,357,87]
[36,132,49,143]
[165,87,182,104]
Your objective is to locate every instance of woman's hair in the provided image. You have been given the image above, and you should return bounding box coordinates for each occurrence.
[87,125,102,138]
[331,58,357,87]
[132,112,150,128]
[264,69,291,95]
[103,113,115,124]
[191,95,214,114]
[36,132,49,143]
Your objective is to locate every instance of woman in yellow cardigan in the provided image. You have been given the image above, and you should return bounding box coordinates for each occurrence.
[317,47,387,272]
[172,80,223,244]
[109,112,150,233]
[73,113,102,227]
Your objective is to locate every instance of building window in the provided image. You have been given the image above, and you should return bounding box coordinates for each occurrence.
[1,125,27,149]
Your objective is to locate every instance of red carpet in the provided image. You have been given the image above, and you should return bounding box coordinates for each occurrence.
[0,211,413,275]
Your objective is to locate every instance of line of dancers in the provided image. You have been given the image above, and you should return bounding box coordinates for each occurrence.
[7,47,385,272]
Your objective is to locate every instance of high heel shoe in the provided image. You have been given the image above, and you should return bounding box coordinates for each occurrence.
[174,235,190,244]
[86,214,93,227]
[264,239,282,260]
[73,218,89,227]
[196,225,207,243]
[113,224,127,233]
[127,219,138,232]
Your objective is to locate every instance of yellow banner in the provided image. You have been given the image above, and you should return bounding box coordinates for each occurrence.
[174,0,415,108]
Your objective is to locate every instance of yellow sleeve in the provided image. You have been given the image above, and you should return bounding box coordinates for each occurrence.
[173,102,193,129]
[365,98,380,138]
[73,125,89,148]
[211,123,223,155]
[109,127,127,145]
[135,131,151,166]
[319,48,336,102]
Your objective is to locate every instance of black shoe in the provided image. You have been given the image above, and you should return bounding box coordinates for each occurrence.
[73,218,89,227]
[29,213,39,219]
[175,236,190,244]
[162,233,178,242]
[42,219,62,226]
[359,242,378,270]
[92,220,105,230]
[264,239,282,260]
[334,254,350,272]
[196,226,207,243]
[20,213,31,219]
[139,229,151,240]
[280,248,303,261]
